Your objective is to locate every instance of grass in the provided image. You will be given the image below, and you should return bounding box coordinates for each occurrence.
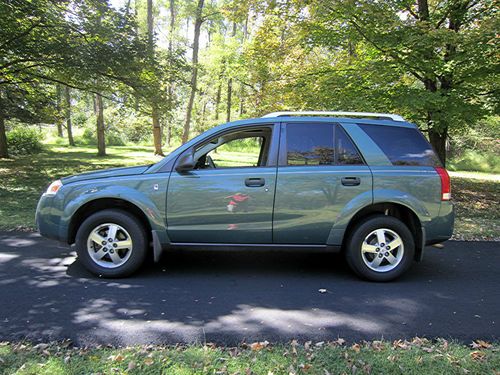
[0,143,499,240]
[0,339,498,375]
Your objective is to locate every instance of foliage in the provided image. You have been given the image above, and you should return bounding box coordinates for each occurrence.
[0,339,498,374]
[6,126,43,155]
[1,0,498,163]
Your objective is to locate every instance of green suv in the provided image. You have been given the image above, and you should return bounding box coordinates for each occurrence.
[36,111,454,281]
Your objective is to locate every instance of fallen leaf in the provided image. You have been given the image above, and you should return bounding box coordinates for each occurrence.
[250,341,268,351]
[470,351,485,361]
[304,341,312,350]
[332,338,345,346]
[371,341,384,351]
[351,344,361,353]
[387,355,397,362]
[144,358,154,366]
[109,354,124,362]
[471,340,492,349]
[392,340,409,350]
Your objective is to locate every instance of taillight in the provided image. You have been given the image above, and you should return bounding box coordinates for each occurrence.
[435,167,451,201]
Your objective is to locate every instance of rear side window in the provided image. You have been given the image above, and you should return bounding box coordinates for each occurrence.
[358,124,440,166]
[285,123,363,166]
[287,123,335,165]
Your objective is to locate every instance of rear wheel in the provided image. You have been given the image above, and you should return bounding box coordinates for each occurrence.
[75,209,148,278]
[345,215,414,281]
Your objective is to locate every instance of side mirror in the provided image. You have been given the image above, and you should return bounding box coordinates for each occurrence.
[175,150,195,173]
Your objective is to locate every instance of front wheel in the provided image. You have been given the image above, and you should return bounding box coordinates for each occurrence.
[345,215,415,282]
[75,209,148,278]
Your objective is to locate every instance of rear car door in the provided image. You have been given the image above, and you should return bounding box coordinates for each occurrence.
[166,124,279,244]
[273,122,372,244]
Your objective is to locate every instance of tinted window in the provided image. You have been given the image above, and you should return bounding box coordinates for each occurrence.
[337,126,364,165]
[286,123,335,165]
[359,124,440,166]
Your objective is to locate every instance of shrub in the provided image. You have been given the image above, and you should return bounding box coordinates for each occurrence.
[106,132,127,146]
[448,149,500,173]
[7,127,44,155]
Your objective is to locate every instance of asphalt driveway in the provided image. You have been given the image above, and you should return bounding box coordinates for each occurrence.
[0,231,498,346]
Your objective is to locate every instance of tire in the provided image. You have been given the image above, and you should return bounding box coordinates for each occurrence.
[345,215,415,282]
[75,209,148,278]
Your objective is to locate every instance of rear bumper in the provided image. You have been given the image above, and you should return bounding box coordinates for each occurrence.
[424,201,454,245]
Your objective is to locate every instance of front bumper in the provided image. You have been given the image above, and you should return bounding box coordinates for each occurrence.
[36,194,65,242]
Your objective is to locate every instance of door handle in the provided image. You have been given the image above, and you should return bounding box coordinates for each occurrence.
[341,177,360,186]
[245,178,265,187]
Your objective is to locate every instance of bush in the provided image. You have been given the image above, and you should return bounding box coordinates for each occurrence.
[7,127,44,155]
[448,149,500,173]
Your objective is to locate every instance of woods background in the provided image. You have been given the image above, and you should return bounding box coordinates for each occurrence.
[0,0,498,167]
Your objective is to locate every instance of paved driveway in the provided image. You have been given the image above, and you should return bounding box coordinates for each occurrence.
[0,232,498,345]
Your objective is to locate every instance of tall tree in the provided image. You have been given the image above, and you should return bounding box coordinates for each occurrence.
[147,0,164,155]
[182,0,205,144]
[95,94,106,156]
[64,86,75,146]
[0,89,7,158]
[306,0,498,164]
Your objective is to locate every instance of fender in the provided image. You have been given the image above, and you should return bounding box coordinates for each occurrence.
[58,178,167,241]
[326,189,429,246]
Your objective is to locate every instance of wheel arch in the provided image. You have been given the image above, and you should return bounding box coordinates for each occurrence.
[67,198,153,245]
[342,202,424,261]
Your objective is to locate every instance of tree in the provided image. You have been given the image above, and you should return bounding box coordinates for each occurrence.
[306,0,499,164]
[182,0,205,144]
[64,86,75,146]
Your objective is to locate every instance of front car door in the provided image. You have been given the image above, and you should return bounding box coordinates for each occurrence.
[166,124,279,244]
[273,122,373,244]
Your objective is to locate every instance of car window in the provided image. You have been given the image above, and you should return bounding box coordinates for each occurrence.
[358,124,440,166]
[194,127,272,169]
[208,136,263,168]
[286,123,335,165]
[337,125,364,165]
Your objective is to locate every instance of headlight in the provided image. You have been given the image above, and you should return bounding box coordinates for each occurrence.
[44,179,62,196]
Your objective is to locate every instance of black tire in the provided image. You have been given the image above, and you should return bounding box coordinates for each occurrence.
[75,209,148,278]
[345,215,415,282]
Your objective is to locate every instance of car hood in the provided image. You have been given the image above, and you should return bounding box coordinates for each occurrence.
[61,165,152,185]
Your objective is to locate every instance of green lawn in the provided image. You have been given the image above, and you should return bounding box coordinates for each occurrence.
[0,339,498,375]
[0,144,499,240]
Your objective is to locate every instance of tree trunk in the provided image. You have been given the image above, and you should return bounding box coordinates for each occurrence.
[166,0,175,148]
[147,0,154,55]
[64,86,75,146]
[226,78,232,122]
[429,128,447,166]
[182,0,204,144]
[56,85,64,137]
[215,81,222,120]
[152,104,164,155]
[96,94,106,156]
[0,91,8,159]
[239,84,244,116]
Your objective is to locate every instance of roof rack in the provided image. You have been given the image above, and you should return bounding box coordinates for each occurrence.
[261,111,405,122]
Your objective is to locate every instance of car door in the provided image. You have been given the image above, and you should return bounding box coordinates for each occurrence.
[273,122,372,244]
[166,124,279,244]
